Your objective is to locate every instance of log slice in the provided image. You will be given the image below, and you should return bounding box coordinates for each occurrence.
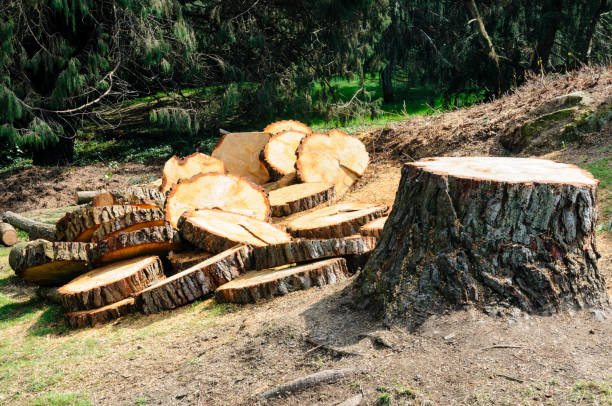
[263,120,312,135]
[160,153,226,194]
[211,132,270,184]
[64,297,136,328]
[269,183,335,217]
[91,208,165,242]
[359,216,388,238]
[167,250,213,273]
[0,223,18,246]
[262,130,307,179]
[56,205,138,242]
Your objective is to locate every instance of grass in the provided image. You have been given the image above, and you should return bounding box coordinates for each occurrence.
[581,157,612,219]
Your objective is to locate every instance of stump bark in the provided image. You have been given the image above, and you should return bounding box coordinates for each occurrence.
[269,183,335,217]
[56,206,138,242]
[92,187,165,209]
[65,297,136,328]
[91,208,165,242]
[359,157,610,328]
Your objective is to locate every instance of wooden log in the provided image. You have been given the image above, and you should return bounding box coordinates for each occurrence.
[56,205,138,242]
[3,211,56,241]
[211,132,271,184]
[160,152,226,194]
[9,240,96,286]
[178,209,292,253]
[359,157,610,329]
[91,208,165,242]
[250,235,377,270]
[92,186,165,209]
[215,257,348,304]
[165,172,270,228]
[263,120,312,135]
[0,222,18,246]
[75,190,107,204]
[262,130,308,179]
[135,245,252,314]
[269,183,335,217]
[262,172,298,193]
[286,203,387,239]
[65,297,136,328]
[167,250,213,273]
[17,205,88,225]
[359,216,387,239]
[58,256,165,312]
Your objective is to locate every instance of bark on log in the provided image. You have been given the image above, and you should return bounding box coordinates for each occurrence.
[91,208,165,242]
[3,211,57,241]
[215,257,348,304]
[359,216,388,239]
[262,172,298,193]
[250,235,377,270]
[65,297,136,328]
[263,120,312,135]
[286,203,387,239]
[135,245,252,314]
[260,368,357,399]
[160,153,226,194]
[59,255,165,312]
[56,206,138,242]
[269,183,335,217]
[211,132,271,184]
[167,250,213,273]
[262,130,308,179]
[0,222,18,246]
[92,187,165,209]
[75,190,107,204]
[359,157,610,329]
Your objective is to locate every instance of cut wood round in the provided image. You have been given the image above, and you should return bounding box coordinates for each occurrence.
[92,187,165,209]
[359,157,610,329]
[94,225,183,264]
[286,203,387,239]
[263,120,312,135]
[9,240,96,286]
[269,183,335,217]
[65,297,135,328]
[250,235,377,270]
[91,208,165,242]
[56,206,138,242]
[167,250,213,273]
[262,130,307,179]
[178,209,292,253]
[359,216,387,238]
[262,172,298,193]
[160,152,226,194]
[3,211,57,241]
[0,223,18,246]
[215,257,348,304]
[165,172,270,229]
[59,255,165,312]
[211,132,271,184]
[75,190,106,204]
[136,245,252,314]
[296,130,369,197]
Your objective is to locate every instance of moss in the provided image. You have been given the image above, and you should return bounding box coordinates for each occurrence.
[521,108,576,140]
[575,103,612,133]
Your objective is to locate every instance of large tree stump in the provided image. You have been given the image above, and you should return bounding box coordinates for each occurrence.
[359,157,610,328]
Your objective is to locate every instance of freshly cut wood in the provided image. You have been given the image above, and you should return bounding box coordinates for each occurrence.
[165,173,270,228]
[262,130,307,179]
[56,205,138,242]
[9,240,96,286]
[3,211,56,241]
[59,256,165,312]
[360,216,387,238]
[92,187,165,209]
[360,157,609,328]
[0,223,18,246]
[160,153,226,194]
[94,225,183,264]
[75,190,106,204]
[211,132,271,184]
[91,208,165,242]
[215,257,348,304]
[296,130,369,197]
[286,203,387,239]
[167,250,213,273]
[179,209,292,253]
[136,245,252,314]
[262,172,298,193]
[269,182,335,217]
[65,298,135,328]
[263,120,312,135]
[250,235,377,270]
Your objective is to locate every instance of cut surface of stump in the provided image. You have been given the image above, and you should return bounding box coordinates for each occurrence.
[65,297,135,328]
[263,120,312,135]
[286,203,387,239]
[211,132,270,184]
[215,257,348,304]
[0,223,18,246]
[250,235,377,270]
[136,245,252,314]
[165,173,270,228]
[360,216,387,238]
[91,208,165,242]
[160,153,226,194]
[296,130,369,197]
[359,157,609,329]
[59,256,164,311]
[56,206,138,242]
[167,250,213,273]
[269,183,335,217]
[262,130,307,179]
[9,240,96,286]
[179,209,292,253]
[92,187,165,209]
[94,225,183,264]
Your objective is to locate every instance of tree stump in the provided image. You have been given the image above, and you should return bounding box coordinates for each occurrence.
[359,157,610,328]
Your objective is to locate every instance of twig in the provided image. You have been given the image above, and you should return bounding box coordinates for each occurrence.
[480,345,523,351]
[495,373,524,383]
[305,337,361,357]
[260,369,360,399]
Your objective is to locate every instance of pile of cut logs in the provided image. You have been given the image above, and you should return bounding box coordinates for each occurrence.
[6,121,389,328]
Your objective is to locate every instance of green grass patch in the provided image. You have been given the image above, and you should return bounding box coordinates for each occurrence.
[28,392,91,406]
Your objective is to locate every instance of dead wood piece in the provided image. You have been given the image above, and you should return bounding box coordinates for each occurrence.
[262,130,308,179]
[261,368,358,399]
[56,205,138,242]
[269,182,335,217]
[92,187,165,209]
[263,120,312,135]
[359,216,387,239]
[75,190,107,204]
[0,223,18,246]
[167,250,213,273]
[65,297,135,328]
[91,208,165,242]
[4,211,57,241]
[160,152,226,194]
[211,132,271,184]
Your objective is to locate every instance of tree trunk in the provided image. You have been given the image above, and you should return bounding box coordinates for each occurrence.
[32,136,74,166]
[380,64,394,104]
[464,0,501,91]
[359,157,609,329]
[530,0,562,72]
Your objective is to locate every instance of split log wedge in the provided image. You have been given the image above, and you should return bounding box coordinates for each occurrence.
[262,130,307,179]
[263,120,312,135]
[211,132,271,184]
[136,245,252,314]
[91,208,165,242]
[0,223,18,246]
[360,216,387,238]
[56,206,138,242]
[9,240,96,286]
[296,130,369,197]
[269,183,335,217]
[250,235,377,270]
[65,297,136,328]
[167,250,213,273]
[160,152,226,194]
[165,173,270,228]
[92,187,165,209]
[286,203,387,239]
[179,209,292,253]
[215,257,348,304]
[59,256,165,312]
[3,211,57,241]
